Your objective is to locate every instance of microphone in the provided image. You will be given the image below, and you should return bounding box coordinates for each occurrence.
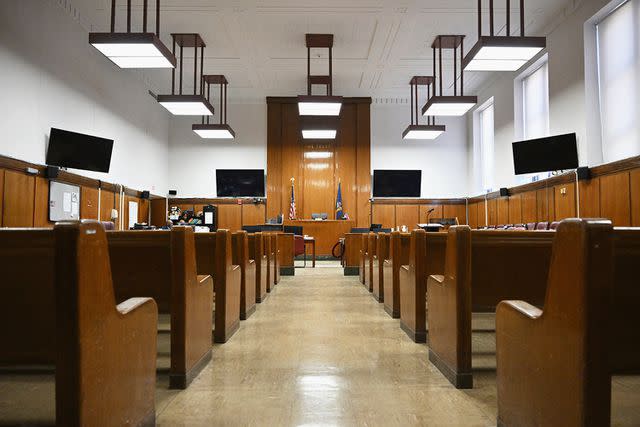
[427,208,435,214]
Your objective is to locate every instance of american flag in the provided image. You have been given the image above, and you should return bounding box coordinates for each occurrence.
[289,178,297,220]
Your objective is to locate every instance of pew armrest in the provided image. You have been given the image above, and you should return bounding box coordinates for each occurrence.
[197,274,212,286]
[498,300,542,320]
[429,274,445,285]
[117,297,156,316]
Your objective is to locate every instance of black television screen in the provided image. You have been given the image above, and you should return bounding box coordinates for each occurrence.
[46,128,114,173]
[47,128,113,172]
[512,133,579,175]
[216,169,265,197]
[373,170,422,198]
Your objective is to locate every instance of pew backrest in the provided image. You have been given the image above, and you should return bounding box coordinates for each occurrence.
[468,230,555,311]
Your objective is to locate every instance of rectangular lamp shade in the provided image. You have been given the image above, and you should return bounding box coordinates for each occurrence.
[422,96,478,117]
[463,36,546,72]
[89,33,176,69]
[156,95,215,116]
[302,130,337,139]
[298,95,343,116]
[192,124,235,139]
[402,125,446,140]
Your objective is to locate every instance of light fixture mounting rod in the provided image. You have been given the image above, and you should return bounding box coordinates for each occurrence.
[109,0,161,35]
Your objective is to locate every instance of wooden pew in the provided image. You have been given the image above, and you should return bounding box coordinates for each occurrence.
[496,220,640,427]
[365,233,377,292]
[0,221,157,426]
[342,233,362,276]
[382,231,411,318]
[372,233,390,302]
[194,230,241,343]
[427,227,554,388]
[272,233,280,285]
[264,233,275,292]
[399,230,447,342]
[107,226,213,389]
[359,233,369,284]
[248,232,268,303]
[278,232,295,276]
[233,231,257,320]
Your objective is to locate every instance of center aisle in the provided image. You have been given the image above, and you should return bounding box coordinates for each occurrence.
[157,261,497,426]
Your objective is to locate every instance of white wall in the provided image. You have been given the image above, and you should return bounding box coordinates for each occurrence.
[0,0,170,194]
[167,104,267,198]
[468,0,612,193]
[371,104,469,198]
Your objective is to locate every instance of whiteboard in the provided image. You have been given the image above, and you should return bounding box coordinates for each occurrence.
[49,181,81,222]
[128,201,138,229]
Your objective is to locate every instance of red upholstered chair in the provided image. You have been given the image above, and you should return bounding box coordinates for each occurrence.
[294,235,306,267]
[536,222,550,231]
[549,221,561,230]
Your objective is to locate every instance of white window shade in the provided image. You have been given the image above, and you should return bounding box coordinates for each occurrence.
[480,103,495,192]
[597,0,640,162]
[522,62,550,140]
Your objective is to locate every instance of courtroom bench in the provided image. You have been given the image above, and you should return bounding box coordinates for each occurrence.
[194,230,242,344]
[364,233,377,292]
[248,232,268,303]
[399,230,447,342]
[359,233,369,284]
[496,220,640,427]
[233,231,257,320]
[426,227,555,388]
[382,231,411,318]
[0,221,157,426]
[107,226,213,389]
[372,233,390,302]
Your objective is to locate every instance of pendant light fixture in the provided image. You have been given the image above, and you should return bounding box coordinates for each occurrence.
[403,76,446,140]
[156,34,215,116]
[300,116,338,140]
[422,35,478,117]
[463,0,546,71]
[89,0,176,68]
[192,75,235,139]
[298,34,343,117]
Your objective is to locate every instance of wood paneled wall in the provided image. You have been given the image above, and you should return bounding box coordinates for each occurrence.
[469,156,640,227]
[266,97,372,227]
[0,155,157,229]
[371,200,468,230]
[168,198,267,232]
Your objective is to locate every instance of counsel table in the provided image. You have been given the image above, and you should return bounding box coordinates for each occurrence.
[284,220,355,257]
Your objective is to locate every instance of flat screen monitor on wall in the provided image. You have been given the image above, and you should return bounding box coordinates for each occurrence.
[46,128,114,173]
[512,133,579,175]
[372,170,422,198]
[216,169,265,197]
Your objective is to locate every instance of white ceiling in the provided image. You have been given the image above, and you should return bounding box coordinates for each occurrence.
[68,0,573,103]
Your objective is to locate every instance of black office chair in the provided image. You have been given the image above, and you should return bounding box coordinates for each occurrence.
[284,225,304,236]
[369,224,382,231]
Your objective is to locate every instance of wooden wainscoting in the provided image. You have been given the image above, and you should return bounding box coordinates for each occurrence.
[0,154,161,230]
[372,199,468,230]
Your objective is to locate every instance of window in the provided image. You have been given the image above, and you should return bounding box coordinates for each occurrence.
[596,0,640,162]
[474,99,495,193]
[522,62,550,140]
[515,56,550,182]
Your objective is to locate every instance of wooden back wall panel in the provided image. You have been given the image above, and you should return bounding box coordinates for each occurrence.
[266,97,371,227]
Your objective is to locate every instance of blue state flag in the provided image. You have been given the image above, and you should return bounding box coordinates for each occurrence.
[335,181,344,220]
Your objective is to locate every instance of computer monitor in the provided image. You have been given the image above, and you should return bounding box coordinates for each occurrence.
[370,224,382,231]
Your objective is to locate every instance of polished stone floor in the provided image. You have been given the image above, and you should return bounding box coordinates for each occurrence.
[1,261,638,426]
[156,261,499,426]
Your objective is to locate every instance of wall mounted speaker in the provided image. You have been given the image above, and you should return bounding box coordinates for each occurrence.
[141,190,150,199]
[46,166,60,179]
[168,190,177,196]
[499,187,509,197]
[577,166,591,180]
